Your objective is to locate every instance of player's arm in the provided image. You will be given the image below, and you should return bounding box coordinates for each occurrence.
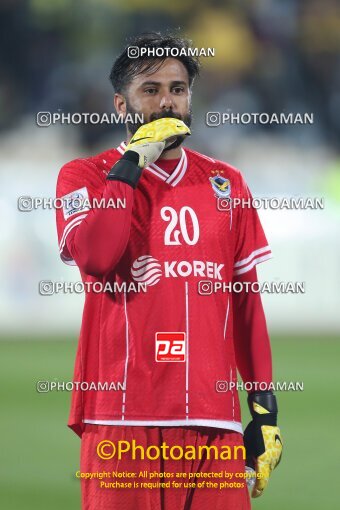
[58,118,190,277]
[232,267,282,498]
[62,176,134,277]
[233,266,272,384]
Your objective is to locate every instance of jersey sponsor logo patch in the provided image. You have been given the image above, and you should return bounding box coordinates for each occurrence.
[209,171,231,199]
[62,187,90,220]
[131,255,225,287]
[131,255,162,286]
[155,332,186,362]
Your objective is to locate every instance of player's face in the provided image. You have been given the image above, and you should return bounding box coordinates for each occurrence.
[115,58,192,142]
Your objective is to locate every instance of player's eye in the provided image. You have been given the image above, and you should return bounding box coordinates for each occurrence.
[144,88,157,95]
[172,86,185,94]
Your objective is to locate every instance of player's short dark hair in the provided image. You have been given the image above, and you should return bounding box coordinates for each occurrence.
[110,32,200,94]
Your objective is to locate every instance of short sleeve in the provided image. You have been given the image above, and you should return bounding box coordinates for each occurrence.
[233,174,272,276]
[56,159,104,265]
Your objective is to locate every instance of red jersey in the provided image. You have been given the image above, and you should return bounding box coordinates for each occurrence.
[56,142,272,437]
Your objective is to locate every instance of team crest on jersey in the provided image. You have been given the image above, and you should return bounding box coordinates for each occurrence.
[209,172,231,199]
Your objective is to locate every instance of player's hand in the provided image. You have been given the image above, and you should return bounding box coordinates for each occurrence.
[244,391,283,498]
[125,117,191,168]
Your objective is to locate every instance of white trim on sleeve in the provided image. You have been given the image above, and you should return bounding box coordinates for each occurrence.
[59,213,88,265]
[60,258,77,266]
[233,246,272,276]
[234,246,271,268]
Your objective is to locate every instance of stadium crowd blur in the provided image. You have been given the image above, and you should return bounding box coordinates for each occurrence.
[1,0,339,150]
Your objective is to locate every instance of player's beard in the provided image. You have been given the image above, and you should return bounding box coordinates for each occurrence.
[125,100,192,151]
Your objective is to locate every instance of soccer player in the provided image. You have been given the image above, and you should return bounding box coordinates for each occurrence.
[56,33,282,510]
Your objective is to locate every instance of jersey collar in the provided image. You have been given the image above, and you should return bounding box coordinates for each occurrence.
[116,141,188,187]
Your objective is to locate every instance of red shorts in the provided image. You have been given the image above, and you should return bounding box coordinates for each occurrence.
[80,425,250,510]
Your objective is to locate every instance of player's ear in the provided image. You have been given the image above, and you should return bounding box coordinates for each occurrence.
[114,93,126,116]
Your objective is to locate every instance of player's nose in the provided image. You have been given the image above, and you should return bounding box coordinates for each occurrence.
[159,94,175,110]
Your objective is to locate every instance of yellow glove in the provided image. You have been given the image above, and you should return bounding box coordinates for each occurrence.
[125,117,190,168]
[244,391,283,498]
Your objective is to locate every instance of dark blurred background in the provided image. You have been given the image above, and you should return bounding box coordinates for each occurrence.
[1,0,340,149]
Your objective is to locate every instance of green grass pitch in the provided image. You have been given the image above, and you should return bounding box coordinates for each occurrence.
[0,336,338,509]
